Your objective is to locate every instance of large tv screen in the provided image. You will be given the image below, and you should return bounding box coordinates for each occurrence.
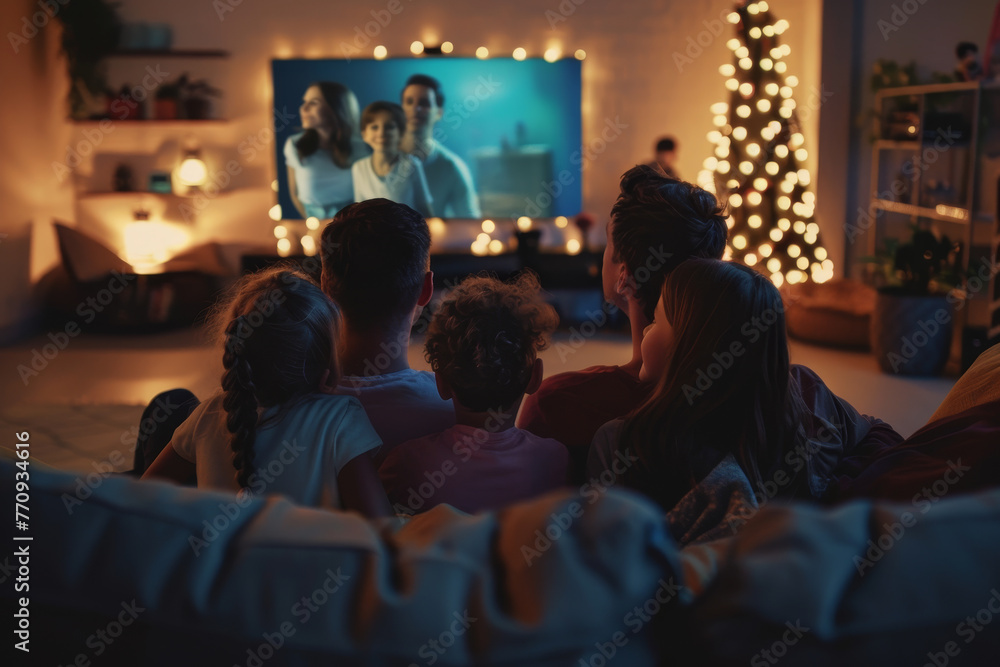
[271,58,582,220]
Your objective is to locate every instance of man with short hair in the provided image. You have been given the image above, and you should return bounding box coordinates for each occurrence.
[321,198,454,459]
[400,74,481,218]
[517,165,728,482]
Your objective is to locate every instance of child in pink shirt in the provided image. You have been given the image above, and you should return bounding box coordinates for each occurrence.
[378,272,568,515]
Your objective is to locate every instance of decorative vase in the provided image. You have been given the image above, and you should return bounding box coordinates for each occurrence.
[870,290,953,376]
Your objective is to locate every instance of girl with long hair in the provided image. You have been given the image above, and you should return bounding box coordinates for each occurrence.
[143,267,389,516]
[588,258,898,517]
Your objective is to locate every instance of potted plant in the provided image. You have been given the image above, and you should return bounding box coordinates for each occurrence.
[55,0,123,119]
[864,224,963,376]
[154,77,182,120]
[180,76,222,120]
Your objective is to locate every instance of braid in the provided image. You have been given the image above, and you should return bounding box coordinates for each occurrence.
[222,317,259,489]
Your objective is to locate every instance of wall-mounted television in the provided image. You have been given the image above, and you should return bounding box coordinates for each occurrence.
[271,58,582,220]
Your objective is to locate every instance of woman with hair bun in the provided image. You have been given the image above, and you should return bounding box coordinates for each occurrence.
[143,267,390,516]
[284,81,366,219]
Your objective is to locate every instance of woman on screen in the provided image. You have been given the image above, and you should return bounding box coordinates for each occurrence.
[284,81,364,219]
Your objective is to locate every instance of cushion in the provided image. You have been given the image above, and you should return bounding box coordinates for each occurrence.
[782,279,876,349]
[54,221,131,282]
[929,341,1000,423]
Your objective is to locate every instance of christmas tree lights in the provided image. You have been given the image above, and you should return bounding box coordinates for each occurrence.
[697,1,834,287]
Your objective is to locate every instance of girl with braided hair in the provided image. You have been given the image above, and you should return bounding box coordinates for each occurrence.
[143,267,390,516]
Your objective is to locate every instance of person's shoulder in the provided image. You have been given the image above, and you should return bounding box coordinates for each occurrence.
[351,155,371,172]
[536,366,631,393]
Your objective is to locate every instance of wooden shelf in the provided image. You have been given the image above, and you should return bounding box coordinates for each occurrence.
[108,49,229,58]
[874,140,920,150]
[871,199,971,223]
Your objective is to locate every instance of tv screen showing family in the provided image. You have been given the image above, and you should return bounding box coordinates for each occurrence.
[271,58,582,220]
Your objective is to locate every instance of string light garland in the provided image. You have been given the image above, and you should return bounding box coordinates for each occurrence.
[697,2,833,286]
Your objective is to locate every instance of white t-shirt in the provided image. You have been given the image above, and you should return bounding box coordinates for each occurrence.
[284,133,354,217]
[337,368,455,461]
[351,154,433,216]
[420,143,480,218]
[171,391,381,508]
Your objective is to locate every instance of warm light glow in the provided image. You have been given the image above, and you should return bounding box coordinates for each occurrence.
[740,58,753,70]
[728,11,740,23]
[575,49,587,60]
[781,181,794,193]
[177,156,208,187]
[754,177,768,190]
[747,191,762,206]
[803,232,818,245]
[774,19,789,34]
[739,161,754,175]
[428,217,446,238]
[271,179,279,192]
[544,47,561,62]
[786,270,804,285]
[441,41,454,54]
[268,204,282,221]
[795,148,808,161]
[786,74,798,87]
[761,127,775,141]
[714,114,728,127]
[767,258,782,273]
[770,228,783,242]
[704,156,719,170]
[476,46,489,59]
[748,3,760,15]
[711,102,729,114]
[771,272,784,288]
[765,162,779,175]
[410,41,425,55]
[727,39,741,50]
[733,234,748,249]
[489,239,504,254]
[793,221,807,234]
[739,82,754,96]
[471,240,488,256]
[273,224,287,239]
[566,238,582,255]
[482,219,496,233]
[765,83,779,97]
[729,193,744,208]
[727,178,740,189]
[746,143,761,157]
[516,216,532,231]
[788,244,801,257]
[745,253,758,265]
[774,61,787,73]
[763,25,775,36]
[305,216,320,230]
[758,1,769,10]
[757,99,771,112]
[512,47,527,61]
[733,126,748,141]
[124,221,190,271]
[555,215,569,228]
[796,256,810,270]
[790,133,804,147]
[715,146,728,159]
[726,78,740,91]
[759,244,773,257]
[276,238,292,257]
[477,232,491,245]
[798,169,811,185]
[778,218,790,231]
[748,214,763,228]
[301,235,316,256]
[718,160,731,173]
[775,145,789,158]
[750,27,762,39]
[373,45,388,59]
[760,58,773,71]
[736,45,750,58]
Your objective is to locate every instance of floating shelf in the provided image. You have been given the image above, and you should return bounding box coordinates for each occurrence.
[871,199,971,223]
[108,49,229,58]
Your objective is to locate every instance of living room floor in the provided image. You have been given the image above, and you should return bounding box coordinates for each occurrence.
[0,326,956,474]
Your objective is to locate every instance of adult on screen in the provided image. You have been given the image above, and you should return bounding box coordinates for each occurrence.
[400,74,482,218]
[284,81,364,219]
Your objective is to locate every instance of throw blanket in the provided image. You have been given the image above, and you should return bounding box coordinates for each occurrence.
[666,454,759,546]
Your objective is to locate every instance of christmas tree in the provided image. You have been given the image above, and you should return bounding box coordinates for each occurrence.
[696,1,834,287]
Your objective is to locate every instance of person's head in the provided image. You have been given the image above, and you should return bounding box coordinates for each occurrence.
[360,101,406,155]
[604,165,728,322]
[296,81,360,166]
[401,74,445,133]
[620,258,804,508]
[957,42,979,63]
[321,198,432,334]
[213,267,342,488]
[654,136,677,168]
[425,272,558,414]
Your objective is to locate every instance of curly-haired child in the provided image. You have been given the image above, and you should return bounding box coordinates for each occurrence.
[378,272,568,514]
[142,267,390,516]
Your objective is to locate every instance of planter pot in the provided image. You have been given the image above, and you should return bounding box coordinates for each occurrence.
[155,98,178,120]
[870,291,953,376]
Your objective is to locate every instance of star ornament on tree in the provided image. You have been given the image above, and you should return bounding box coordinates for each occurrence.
[696,1,834,287]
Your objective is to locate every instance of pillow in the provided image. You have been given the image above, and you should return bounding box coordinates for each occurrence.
[929,341,1000,423]
[54,222,131,282]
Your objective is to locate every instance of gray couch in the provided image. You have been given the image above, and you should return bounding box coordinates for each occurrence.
[5,448,1000,666]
